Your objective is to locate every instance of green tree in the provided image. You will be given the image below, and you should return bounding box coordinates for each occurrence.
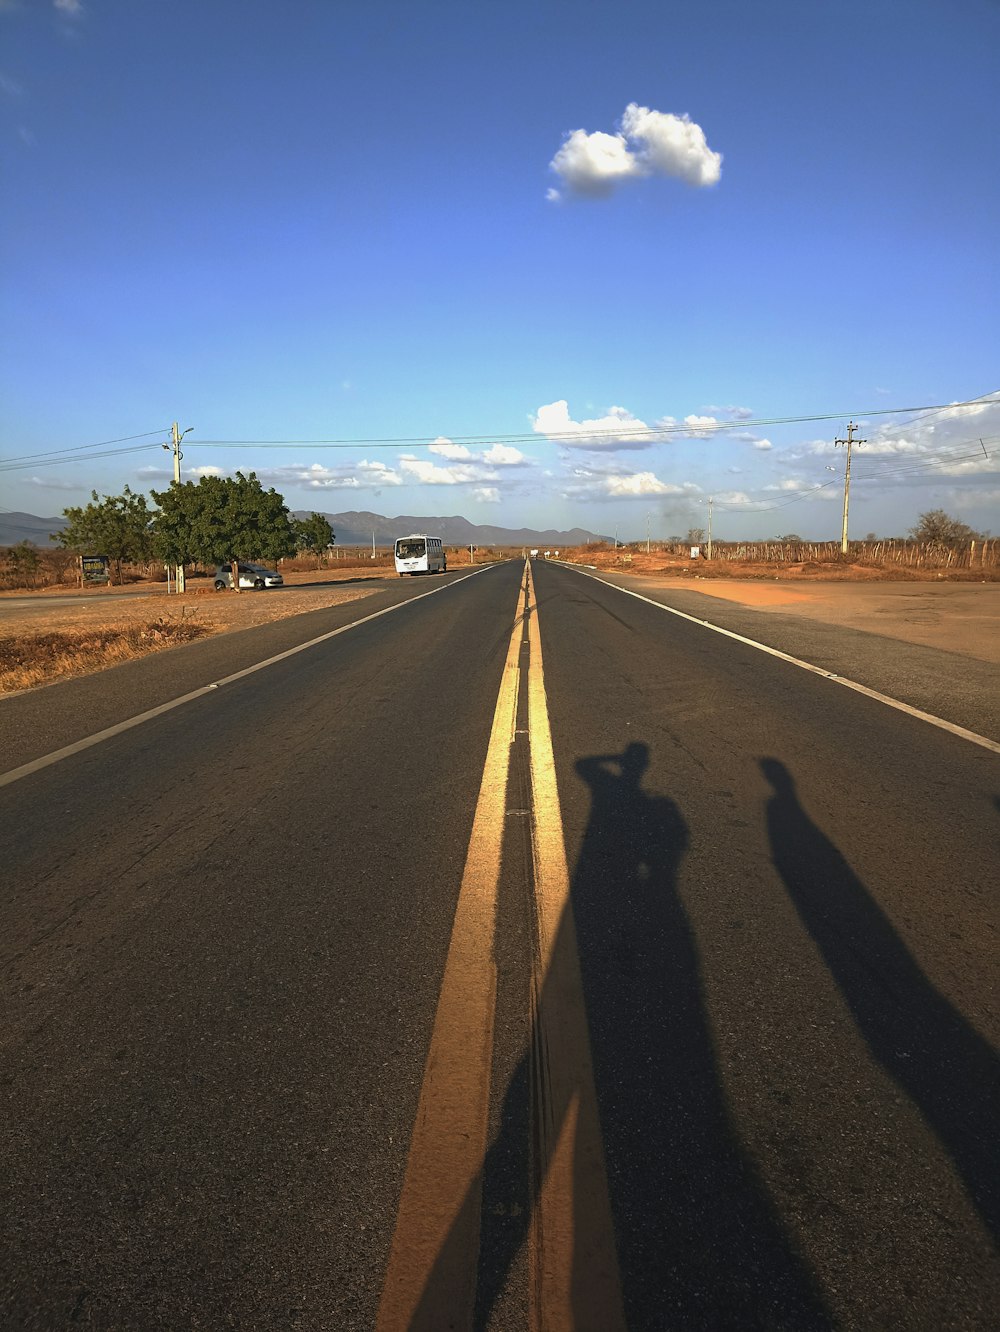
[909,509,982,547]
[293,512,335,555]
[56,486,154,584]
[151,472,297,571]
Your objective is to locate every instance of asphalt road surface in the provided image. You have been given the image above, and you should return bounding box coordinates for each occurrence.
[2,558,997,1330]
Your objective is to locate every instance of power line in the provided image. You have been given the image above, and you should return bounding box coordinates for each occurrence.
[164,391,1000,449]
[0,442,167,473]
[0,428,171,466]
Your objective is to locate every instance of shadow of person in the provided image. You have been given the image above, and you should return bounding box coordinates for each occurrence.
[411,742,829,1329]
[761,757,1000,1245]
[567,744,829,1327]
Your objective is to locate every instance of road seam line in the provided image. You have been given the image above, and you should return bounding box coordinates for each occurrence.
[562,565,1000,756]
[376,564,528,1330]
[0,566,499,788]
[524,562,626,1331]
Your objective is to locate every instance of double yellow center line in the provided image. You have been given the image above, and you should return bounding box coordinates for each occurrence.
[377,561,624,1330]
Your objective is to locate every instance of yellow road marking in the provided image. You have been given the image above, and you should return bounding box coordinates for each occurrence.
[376,565,529,1331]
[377,561,624,1328]
[524,562,625,1331]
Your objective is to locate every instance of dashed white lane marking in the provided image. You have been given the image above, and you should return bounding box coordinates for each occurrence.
[0,566,500,789]
[561,564,1000,757]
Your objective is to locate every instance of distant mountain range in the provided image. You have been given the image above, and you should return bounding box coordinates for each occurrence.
[296,510,607,548]
[0,512,66,547]
[0,508,606,550]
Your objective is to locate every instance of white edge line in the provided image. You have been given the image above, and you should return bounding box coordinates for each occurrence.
[561,564,1000,757]
[1,565,501,789]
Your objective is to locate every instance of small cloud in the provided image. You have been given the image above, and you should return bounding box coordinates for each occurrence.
[482,444,526,466]
[532,399,652,451]
[429,437,473,460]
[548,101,721,200]
[548,127,643,199]
[604,471,683,497]
[473,487,500,503]
[28,473,82,491]
[705,404,753,420]
[54,0,83,14]
[400,455,496,486]
[676,414,720,439]
[753,438,773,451]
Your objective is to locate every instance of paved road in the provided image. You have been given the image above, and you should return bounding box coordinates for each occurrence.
[1,558,997,1329]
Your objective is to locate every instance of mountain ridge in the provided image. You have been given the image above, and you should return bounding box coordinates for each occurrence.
[0,509,607,549]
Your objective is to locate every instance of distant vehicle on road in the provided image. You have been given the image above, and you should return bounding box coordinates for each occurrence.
[394,535,447,576]
[214,562,283,590]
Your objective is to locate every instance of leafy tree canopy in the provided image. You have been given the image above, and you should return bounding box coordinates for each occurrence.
[293,512,335,553]
[56,486,154,583]
[151,472,297,568]
[909,509,982,547]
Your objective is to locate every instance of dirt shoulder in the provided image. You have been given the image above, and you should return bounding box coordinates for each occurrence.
[617,574,1000,665]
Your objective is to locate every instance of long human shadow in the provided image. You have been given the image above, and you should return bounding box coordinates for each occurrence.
[412,742,829,1328]
[567,744,828,1327]
[761,758,1000,1245]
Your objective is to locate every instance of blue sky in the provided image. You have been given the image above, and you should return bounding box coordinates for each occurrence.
[2,0,998,540]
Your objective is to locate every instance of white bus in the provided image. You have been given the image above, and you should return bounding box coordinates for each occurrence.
[394,533,447,576]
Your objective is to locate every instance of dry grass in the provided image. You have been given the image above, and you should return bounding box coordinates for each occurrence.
[561,546,999,582]
[0,619,212,692]
[0,583,376,693]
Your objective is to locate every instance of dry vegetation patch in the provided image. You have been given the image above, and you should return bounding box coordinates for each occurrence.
[0,583,376,693]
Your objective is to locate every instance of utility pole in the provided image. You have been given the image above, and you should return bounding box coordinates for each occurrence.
[707,495,714,561]
[834,421,866,554]
[646,511,651,554]
[163,422,191,593]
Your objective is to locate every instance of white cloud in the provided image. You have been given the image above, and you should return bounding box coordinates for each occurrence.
[482,443,526,465]
[561,461,699,501]
[54,0,83,13]
[429,437,473,460]
[676,414,720,439]
[705,405,754,420]
[620,103,722,188]
[473,487,501,503]
[27,473,83,491]
[547,128,642,200]
[604,471,685,497]
[399,455,497,486]
[548,102,721,200]
[532,399,652,451]
[753,438,773,451]
[357,459,403,485]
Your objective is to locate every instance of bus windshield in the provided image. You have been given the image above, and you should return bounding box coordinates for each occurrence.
[396,539,426,558]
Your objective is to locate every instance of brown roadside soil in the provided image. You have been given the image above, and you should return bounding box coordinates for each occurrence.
[561,551,1000,664]
[0,571,386,693]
